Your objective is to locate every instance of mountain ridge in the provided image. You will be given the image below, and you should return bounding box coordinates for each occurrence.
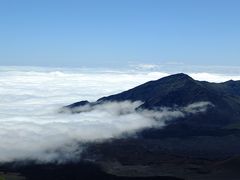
[65,73,240,129]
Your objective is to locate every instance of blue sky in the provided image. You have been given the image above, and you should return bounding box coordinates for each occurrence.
[0,0,239,67]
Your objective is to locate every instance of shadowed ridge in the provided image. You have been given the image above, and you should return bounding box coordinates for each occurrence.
[221,79,240,96]
[97,73,196,104]
[158,73,194,81]
[65,73,240,128]
[64,100,90,109]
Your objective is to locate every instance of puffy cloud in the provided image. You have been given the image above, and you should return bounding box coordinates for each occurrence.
[182,102,214,114]
[132,63,159,70]
[190,73,240,83]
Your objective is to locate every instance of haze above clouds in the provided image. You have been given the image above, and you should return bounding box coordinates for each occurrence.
[0,66,239,162]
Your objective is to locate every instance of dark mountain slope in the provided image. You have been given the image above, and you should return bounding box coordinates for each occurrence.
[67,73,240,128]
[98,73,203,106]
[97,73,240,109]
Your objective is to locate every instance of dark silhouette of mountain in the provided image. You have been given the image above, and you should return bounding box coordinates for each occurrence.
[66,73,240,129]
[65,100,91,109]
[56,74,240,180]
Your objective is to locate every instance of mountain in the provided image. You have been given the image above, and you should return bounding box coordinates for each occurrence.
[62,73,240,180]
[66,73,240,129]
[98,73,240,105]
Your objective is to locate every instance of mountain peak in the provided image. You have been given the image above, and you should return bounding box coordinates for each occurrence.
[95,73,198,106]
[162,73,193,81]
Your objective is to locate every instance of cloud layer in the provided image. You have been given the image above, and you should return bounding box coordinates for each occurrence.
[0,66,238,163]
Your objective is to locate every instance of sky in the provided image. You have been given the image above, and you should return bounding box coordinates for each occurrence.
[0,0,240,67]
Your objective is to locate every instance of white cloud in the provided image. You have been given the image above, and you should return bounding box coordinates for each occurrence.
[0,66,238,163]
[132,63,159,70]
[182,102,214,114]
[190,72,240,83]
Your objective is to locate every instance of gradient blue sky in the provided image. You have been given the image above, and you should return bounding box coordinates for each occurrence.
[0,0,239,67]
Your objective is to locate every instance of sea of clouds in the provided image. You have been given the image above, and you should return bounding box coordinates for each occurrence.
[0,66,239,163]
